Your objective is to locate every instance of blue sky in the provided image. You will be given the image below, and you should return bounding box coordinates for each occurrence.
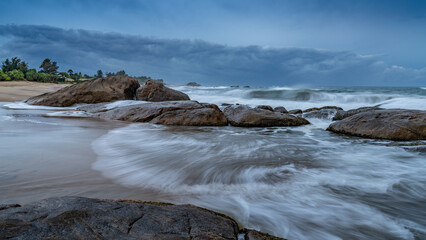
[1,0,426,86]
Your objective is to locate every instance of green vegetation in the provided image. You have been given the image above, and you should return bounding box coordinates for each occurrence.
[1,56,163,84]
[0,70,11,81]
[133,76,163,83]
[6,69,25,80]
[39,58,59,74]
[96,69,103,78]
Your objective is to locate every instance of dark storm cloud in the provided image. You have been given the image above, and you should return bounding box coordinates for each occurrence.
[0,24,424,86]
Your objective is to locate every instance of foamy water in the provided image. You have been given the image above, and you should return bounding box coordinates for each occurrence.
[91,123,425,240]
[172,86,426,110]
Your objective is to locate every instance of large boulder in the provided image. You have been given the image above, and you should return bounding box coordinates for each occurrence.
[78,101,228,126]
[137,80,190,101]
[0,196,282,240]
[25,76,140,107]
[223,104,309,127]
[332,106,382,121]
[327,109,426,140]
[274,106,288,113]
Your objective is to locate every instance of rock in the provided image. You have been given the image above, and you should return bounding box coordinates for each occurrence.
[242,229,287,240]
[332,106,382,121]
[256,105,274,111]
[0,196,239,240]
[25,76,140,107]
[78,101,228,126]
[185,82,201,87]
[221,103,232,107]
[288,109,302,114]
[303,106,343,112]
[327,109,426,140]
[274,106,288,113]
[302,106,344,119]
[137,80,190,102]
[0,197,283,240]
[223,105,309,127]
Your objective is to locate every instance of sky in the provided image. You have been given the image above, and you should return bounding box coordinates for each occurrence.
[0,0,426,86]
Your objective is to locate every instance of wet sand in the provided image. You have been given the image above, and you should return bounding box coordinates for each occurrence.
[0,81,67,102]
[0,105,169,205]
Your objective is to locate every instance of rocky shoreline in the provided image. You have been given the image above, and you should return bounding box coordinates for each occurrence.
[7,76,424,239]
[0,196,284,240]
[26,76,425,140]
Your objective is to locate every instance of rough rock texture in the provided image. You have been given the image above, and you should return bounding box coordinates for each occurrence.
[223,105,309,127]
[303,106,343,112]
[256,105,274,111]
[288,109,302,114]
[273,106,288,113]
[78,101,228,126]
[302,106,344,119]
[25,76,140,107]
[242,229,286,240]
[137,80,190,102]
[0,197,283,240]
[332,106,382,121]
[327,109,426,140]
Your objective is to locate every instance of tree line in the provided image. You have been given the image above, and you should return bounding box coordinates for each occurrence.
[0,57,163,83]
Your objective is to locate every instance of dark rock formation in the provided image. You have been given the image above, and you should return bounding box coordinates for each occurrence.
[303,106,343,112]
[274,106,288,113]
[0,197,284,240]
[327,109,426,140]
[288,109,302,114]
[241,229,286,240]
[332,106,382,121]
[137,80,190,102]
[25,76,140,107]
[223,105,309,127]
[256,105,274,111]
[185,82,201,87]
[302,106,344,119]
[78,101,228,126]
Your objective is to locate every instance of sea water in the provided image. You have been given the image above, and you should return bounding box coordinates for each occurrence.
[1,86,425,240]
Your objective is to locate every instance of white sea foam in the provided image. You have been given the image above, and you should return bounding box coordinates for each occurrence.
[170,86,426,111]
[379,97,426,110]
[45,111,92,118]
[3,102,77,110]
[91,124,424,239]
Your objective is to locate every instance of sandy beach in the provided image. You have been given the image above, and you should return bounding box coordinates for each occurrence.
[0,81,68,102]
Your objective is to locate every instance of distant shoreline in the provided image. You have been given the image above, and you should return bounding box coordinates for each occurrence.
[0,81,67,102]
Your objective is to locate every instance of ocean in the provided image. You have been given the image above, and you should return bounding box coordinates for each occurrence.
[1,86,425,240]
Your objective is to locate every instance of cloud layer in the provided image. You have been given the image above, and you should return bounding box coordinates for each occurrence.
[0,24,425,86]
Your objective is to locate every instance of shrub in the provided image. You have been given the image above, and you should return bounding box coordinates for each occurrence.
[39,73,58,82]
[26,69,40,81]
[0,70,11,81]
[25,70,58,82]
[6,69,25,80]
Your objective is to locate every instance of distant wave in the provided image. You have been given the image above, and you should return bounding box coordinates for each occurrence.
[173,86,426,110]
